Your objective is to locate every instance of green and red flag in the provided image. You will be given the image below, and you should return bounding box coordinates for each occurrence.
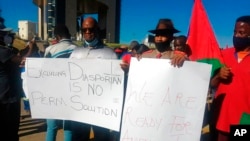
[240,113,250,124]
[187,0,224,76]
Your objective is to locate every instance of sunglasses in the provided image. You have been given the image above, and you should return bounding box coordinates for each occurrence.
[82,28,95,33]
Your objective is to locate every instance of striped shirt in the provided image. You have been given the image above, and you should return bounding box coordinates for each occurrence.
[44,39,77,58]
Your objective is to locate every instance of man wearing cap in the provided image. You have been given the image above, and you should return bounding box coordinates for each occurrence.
[0,17,26,141]
[142,18,187,66]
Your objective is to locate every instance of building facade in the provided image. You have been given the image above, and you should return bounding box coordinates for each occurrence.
[32,0,121,43]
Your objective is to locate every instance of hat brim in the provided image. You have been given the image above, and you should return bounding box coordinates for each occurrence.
[0,28,15,36]
[149,28,180,34]
[0,28,12,32]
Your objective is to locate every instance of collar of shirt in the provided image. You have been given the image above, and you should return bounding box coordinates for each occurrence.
[235,51,250,63]
[83,38,102,48]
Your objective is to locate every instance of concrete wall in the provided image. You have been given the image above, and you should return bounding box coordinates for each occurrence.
[98,0,121,43]
[34,0,121,43]
[65,0,77,37]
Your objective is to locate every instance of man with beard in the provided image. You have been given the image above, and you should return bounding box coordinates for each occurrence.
[141,18,187,66]
[120,18,187,73]
[210,15,250,141]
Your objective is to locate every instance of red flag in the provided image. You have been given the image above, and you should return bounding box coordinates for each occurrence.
[187,0,223,76]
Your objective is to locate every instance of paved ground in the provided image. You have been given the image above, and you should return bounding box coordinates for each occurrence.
[18,100,210,141]
[19,101,64,141]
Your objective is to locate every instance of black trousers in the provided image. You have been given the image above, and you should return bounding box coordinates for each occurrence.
[0,100,21,141]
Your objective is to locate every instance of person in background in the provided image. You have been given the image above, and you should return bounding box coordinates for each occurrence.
[44,25,76,58]
[120,40,140,72]
[122,43,150,66]
[19,36,43,117]
[70,17,117,141]
[173,35,192,57]
[135,43,150,57]
[210,15,250,141]
[44,24,77,141]
[128,40,139,57]
[114,45,129,59]
[121,43,150,95]
[0,16,32,141]
[115,40,140,60]
[20,37,44,58]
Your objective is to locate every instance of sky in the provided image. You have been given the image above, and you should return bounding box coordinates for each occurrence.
[0,0,250,48]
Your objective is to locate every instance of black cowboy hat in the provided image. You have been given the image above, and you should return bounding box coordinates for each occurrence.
[0,28,12,32]
[149,18,180,34]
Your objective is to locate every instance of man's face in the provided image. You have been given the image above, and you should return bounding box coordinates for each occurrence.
[154,34,173,52]
[82,18,96,42]
[154,34,171,43]
[233,21,250,51]
[234,22,250,38]
[174,38,186,52]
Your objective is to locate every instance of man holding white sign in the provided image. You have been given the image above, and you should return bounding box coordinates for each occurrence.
[70,17,119,141]
[25,58,124,141]
[119,18,210,141]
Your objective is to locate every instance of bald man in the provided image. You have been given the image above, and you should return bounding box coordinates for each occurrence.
[70,17,118,141]
[70,17,117,59]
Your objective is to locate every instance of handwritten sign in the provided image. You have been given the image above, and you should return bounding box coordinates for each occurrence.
[120,58,212,141]
[24,58,124,131]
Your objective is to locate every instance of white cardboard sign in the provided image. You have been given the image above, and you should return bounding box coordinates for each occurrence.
[120,58,212,141]
[24,58,124,131]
